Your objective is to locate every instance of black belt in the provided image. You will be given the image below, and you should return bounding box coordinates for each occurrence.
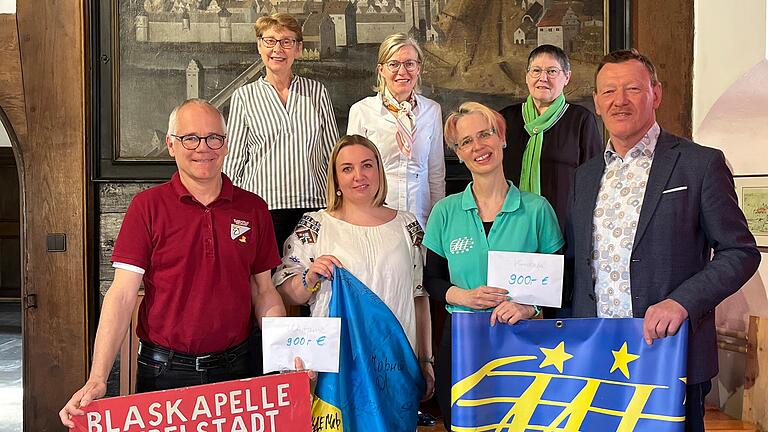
[138,340,249,372]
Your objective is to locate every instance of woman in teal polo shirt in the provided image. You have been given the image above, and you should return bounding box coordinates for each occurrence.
[423,102,563,430]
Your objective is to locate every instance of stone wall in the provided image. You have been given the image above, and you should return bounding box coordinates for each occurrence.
[98,182,155,397]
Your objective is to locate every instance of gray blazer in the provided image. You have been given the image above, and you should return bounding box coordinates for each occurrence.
[566,129,760,384]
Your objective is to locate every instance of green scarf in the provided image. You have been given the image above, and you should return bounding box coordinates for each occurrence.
[520,93,567,195]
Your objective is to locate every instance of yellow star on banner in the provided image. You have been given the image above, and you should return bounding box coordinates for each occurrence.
[610,342,640,379]
[539,341,573,373]
[680,377,687,404]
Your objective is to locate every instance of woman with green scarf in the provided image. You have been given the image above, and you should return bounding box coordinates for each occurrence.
[501,45,602,234]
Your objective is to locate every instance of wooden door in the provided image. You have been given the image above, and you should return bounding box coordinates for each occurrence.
[2,2,91,430]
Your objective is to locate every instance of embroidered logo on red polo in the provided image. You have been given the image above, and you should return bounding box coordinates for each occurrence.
[230,218,251,240]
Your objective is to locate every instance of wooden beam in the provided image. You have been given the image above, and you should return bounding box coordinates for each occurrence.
[15,0,89,430]
[633,0,694,138]
[743,316,768,431]
[0,13,27,141]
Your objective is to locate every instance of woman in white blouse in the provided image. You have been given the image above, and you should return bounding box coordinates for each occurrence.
[347,33,445,228]
[273,134,434,404]
[224,13,338,249]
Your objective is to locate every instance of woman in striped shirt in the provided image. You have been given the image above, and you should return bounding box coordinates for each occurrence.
[224,13,339,249]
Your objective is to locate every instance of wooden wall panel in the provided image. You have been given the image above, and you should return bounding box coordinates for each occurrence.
[14,1,89,430]
[634,0,695,138]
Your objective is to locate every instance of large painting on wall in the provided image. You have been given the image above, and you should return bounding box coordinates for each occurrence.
[94,0,627,180]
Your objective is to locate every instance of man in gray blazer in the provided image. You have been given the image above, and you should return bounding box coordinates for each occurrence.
[566,49,760,431]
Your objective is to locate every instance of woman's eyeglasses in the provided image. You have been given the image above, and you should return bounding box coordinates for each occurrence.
[456,128,497,151]
[382,60,421,73]
[527,67,563,79]
[260,37,298,49]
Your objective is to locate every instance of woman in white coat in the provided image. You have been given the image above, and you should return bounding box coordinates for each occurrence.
[347,33,445,229]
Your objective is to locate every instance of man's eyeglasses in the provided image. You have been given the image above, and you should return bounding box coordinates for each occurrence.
[260,37,298,49]
[456,128,496,151]
[170,133,226,150]
[382,60,421,73]
[527,67,563,79]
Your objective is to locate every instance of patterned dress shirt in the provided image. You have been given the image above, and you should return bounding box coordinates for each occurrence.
[592,123,660,317]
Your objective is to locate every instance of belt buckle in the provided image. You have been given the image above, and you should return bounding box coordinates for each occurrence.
[195,354,212,372]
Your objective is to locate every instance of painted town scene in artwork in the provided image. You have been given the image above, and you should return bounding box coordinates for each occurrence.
[117,0,604,159]
[742,186,768,236]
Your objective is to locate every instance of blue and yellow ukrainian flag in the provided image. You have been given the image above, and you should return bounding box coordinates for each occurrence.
[312,267,424,431]
[452,313,688,431]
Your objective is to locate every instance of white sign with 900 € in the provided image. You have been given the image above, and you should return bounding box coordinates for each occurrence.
[487,251,564,308]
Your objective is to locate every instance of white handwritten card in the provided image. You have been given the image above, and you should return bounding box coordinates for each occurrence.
[487,251,564,308]
[262,317,341,374]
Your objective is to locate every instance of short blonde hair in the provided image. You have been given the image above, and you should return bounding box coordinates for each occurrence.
[326,135,388,211]
[255,13,303,41]
[444,102,507,152]
[374,33,424,94]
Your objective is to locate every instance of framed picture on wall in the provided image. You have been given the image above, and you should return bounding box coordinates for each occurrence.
[734,175,768,250]
[92,0,631,180]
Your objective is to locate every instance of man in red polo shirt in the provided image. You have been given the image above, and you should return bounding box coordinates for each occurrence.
[59,99,286,427]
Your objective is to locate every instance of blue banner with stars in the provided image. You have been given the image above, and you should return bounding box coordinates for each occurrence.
[451,314,688,431]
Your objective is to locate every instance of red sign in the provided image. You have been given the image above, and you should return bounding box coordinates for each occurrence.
[72,372,312,432]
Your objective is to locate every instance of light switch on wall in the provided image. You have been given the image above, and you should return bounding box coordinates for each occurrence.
[46,233,66,252]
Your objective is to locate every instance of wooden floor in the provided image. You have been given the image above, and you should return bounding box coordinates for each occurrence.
[703,407,757,431]
[416,407,757,431]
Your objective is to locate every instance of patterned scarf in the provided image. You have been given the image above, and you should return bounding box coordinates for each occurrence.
[520,93,567,195]
[382,87,417,159]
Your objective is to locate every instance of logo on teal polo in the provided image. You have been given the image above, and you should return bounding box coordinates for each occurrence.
[449,236,474,254]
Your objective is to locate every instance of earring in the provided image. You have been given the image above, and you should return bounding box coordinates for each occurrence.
[458,159,464,164]
[502,142,507,148]
[336,190,342,196]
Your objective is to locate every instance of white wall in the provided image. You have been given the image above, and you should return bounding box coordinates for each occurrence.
[693,0,768,416]
[692,1,766,136]
[0,0,14,13]
[0,125,11,147]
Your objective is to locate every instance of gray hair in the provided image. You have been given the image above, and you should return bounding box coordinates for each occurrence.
[528,44,571,72]
[167,98,226,137]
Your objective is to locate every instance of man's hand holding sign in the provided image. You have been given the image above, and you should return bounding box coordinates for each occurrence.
[69,373,312,432]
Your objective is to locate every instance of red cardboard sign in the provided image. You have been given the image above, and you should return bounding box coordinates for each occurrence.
[72,372,311,432]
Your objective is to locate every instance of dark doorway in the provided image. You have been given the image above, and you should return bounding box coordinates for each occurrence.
[0,145,21,299]
[0,111,22,432]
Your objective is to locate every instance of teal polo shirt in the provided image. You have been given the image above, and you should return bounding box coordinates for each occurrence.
[423,181,564,313]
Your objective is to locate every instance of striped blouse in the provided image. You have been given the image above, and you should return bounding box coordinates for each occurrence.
[223,75,339,209]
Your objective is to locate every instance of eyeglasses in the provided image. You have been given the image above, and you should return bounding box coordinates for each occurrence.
[382,60,421,73]
[527,67,563,79]
[170,133,226,150]
[259,37,298,49]
[456,128,497,151]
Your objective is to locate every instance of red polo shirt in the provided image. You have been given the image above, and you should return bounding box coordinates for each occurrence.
[111,172,280,354]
